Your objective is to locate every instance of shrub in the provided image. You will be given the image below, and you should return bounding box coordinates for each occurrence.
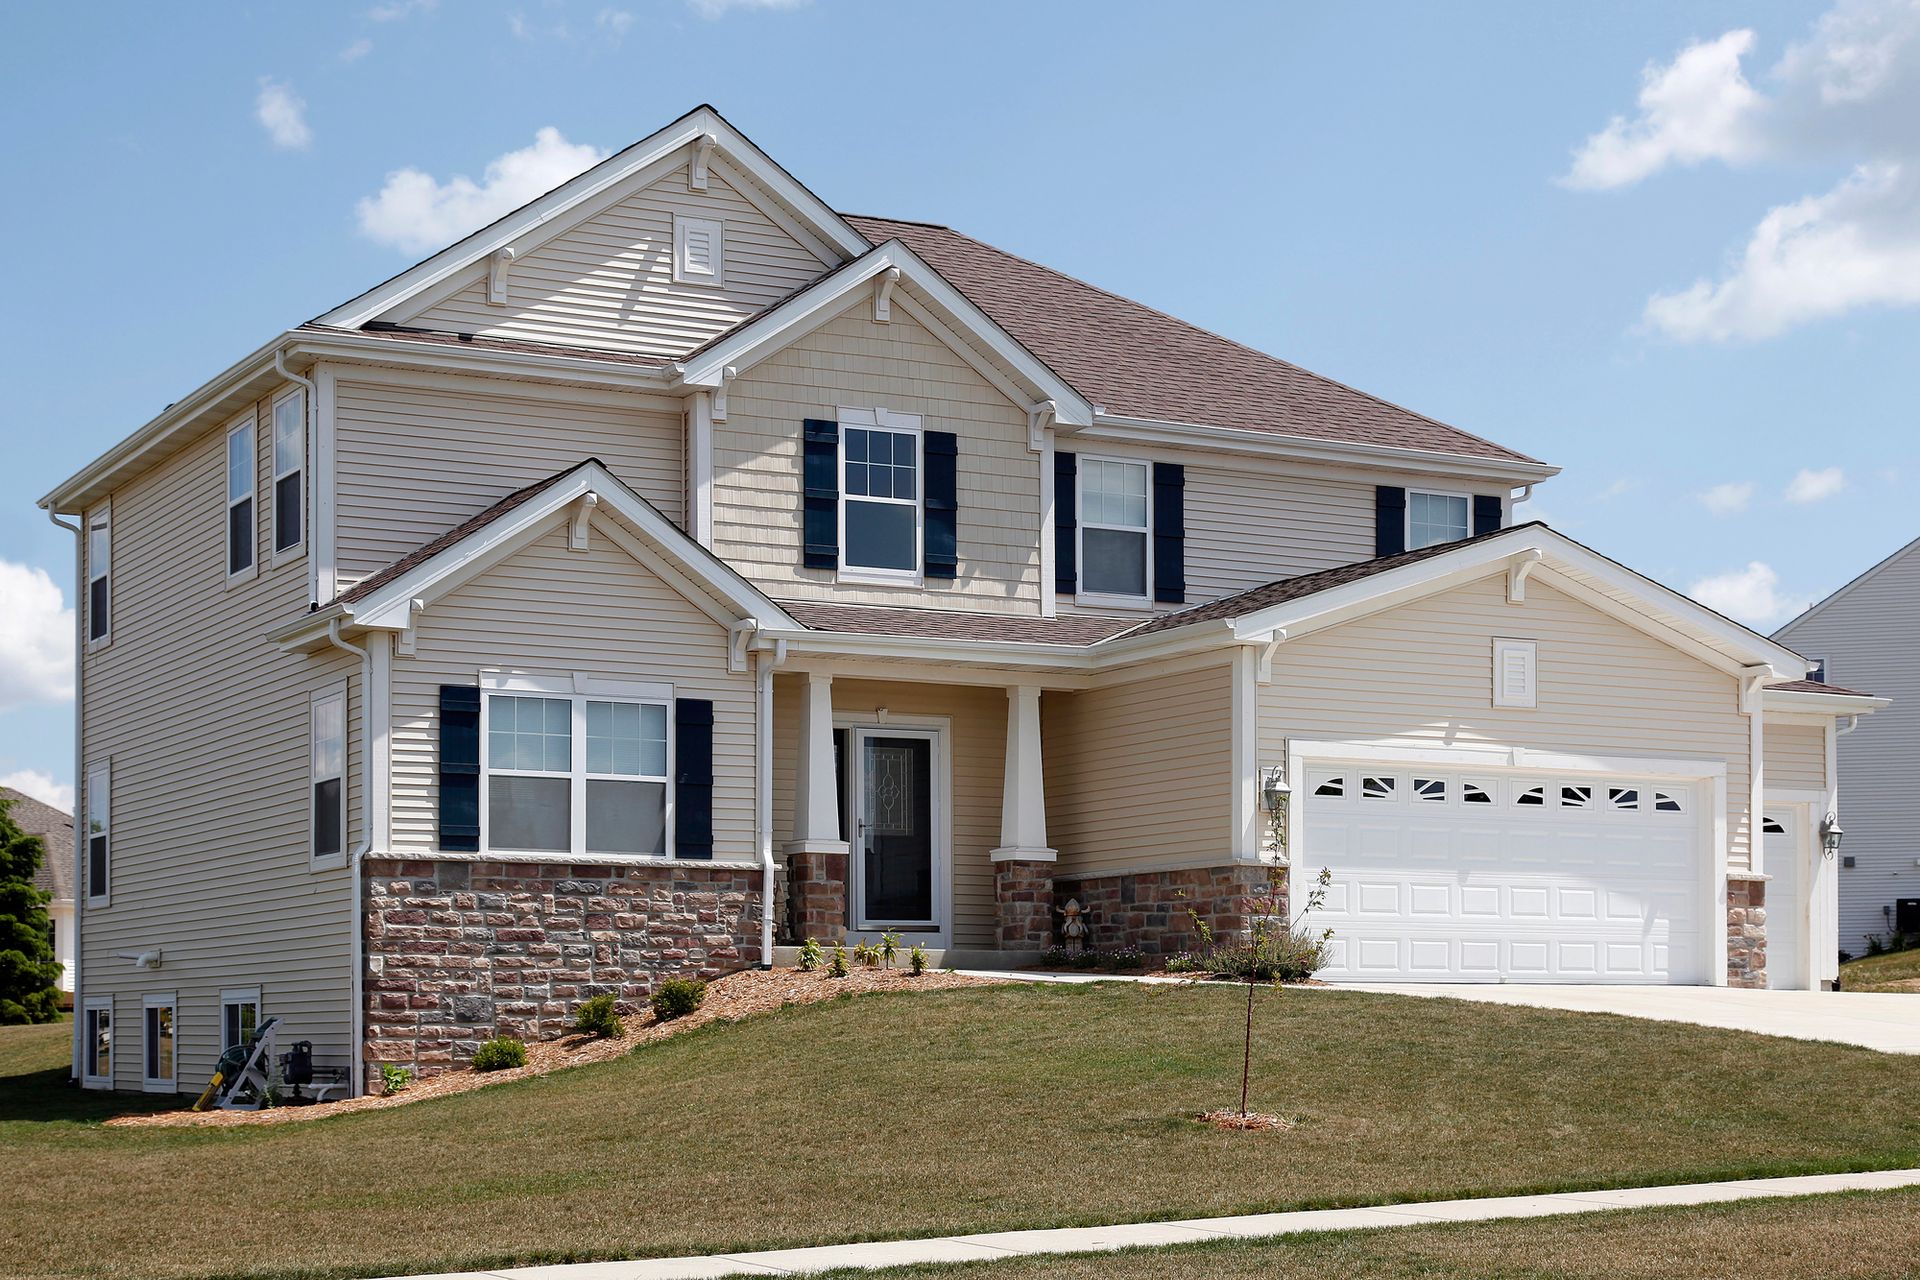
[909,944,928,976]
[1195,919,1330,983]
[378,1063,413,1095]
[1164,953,1197,974]
[1069,948,1103,970]
[879,931,900,969]
[471,1037,527,1072]
[1038,945,1069,968]
[572,993,623,1039]
[650,978,706,1021]
[829,942,849,977]
[1103,946,1145,971]
[797,937,824,971]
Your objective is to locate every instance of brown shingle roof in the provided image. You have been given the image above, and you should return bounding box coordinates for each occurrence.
[1767,678,1879,698]
[842,215,1543,466]
[777,600,1139,645]
[1,787,74,901]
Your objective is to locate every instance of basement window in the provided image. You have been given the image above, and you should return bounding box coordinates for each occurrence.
[142,994,176,1093]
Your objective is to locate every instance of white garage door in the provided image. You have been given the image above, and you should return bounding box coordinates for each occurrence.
[1300,764,1705,984]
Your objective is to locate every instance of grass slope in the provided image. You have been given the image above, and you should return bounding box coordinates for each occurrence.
[3,984,1918,1280]
[1841,949,1920,993]
[808,1188,1920,1279]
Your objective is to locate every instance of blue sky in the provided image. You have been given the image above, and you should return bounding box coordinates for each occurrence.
[3,0,1916,810]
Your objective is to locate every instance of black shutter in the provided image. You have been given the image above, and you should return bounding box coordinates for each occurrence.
[802,418,839,570]
[1375,486,1407,557]
[1473,494,1503,536]
[1152,461,1186,604]
[675,699,714,861]
[1055,450,1077,593]
[438,685,480,852]
[924,430,958,579]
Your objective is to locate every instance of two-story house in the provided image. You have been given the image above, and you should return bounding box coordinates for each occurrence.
[40,106,1881,1095]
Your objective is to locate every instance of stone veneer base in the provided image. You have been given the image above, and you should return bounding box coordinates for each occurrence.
[1052,864,1286,956]
[362,858,761,1075]
[1727,876,1767,990]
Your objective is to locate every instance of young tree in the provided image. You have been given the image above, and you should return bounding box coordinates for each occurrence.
[0,794,62,1024]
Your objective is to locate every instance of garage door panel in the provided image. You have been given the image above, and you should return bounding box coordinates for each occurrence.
[1303,766,1705,984]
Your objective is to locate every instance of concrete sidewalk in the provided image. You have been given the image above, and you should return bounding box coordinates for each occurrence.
[376,1168,1920,1280]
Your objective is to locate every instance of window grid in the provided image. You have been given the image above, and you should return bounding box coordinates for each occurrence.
[1077,457,1151,601]
[1408,490,1470,550]
[483,691,674,858]
[840,419,921,577]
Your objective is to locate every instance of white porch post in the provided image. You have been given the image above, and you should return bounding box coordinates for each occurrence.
[990,684,1055,861]
[786,669,846,853]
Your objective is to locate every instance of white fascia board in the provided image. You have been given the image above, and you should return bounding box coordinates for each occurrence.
[762,615,1237,674]
[1078,415,1561,486]
[315,106,870,330]
[675,240,1095,426]
[1761,688,1890,716]
[289,330,676,393]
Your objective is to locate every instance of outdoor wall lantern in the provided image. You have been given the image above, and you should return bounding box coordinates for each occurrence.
[1261,765,1291,817]
[1821,813,1845,859]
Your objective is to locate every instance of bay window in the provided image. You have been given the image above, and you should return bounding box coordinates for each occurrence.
[1078,457,1150,600]
[840,408,921,577]
[482,679,672,857]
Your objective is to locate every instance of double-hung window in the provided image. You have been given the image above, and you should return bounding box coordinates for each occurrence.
[142,994,176,1093]
[222,988,261,1053]
[1407,490,1470,550]
[840,408,921,578]
[87,504,111,644]
[483,678,672,857]
[1078,457,1151,601]
[85,762,110,904]
[311,684,346,864]
[272,388,305,558]
[82,996,112,1087]
[226,416,257,581]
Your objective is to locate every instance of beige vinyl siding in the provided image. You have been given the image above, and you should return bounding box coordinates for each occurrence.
[1257,573,1755,868]
[80,388,356,1091]
[407,167,830,358]
[771,676,1005,947]
[390,524,755,859]
[331,370,684,589]
[716,304,1042,612]
[1765,721,1829,791]
[1043,662,1235,876]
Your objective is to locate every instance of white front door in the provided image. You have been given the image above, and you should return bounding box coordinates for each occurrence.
[1765,811,1806,990]
[848,726,945,935]
[1301,763,1708,984]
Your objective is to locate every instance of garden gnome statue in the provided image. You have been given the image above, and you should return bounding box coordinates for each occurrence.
[1057,897,1090,953]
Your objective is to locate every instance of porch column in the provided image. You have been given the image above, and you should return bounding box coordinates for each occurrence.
[992,684,1055,951]
[784,669,848,943]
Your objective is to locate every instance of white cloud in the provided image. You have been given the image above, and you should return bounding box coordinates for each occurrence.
[1562,30,1765,190]
[0,771,72,814]
[688,0,809,18]
[1688,560,1808,626]
[0,561,74,713]
[1786,465,1847,502]
[254,79,312,150]
[1700,480,1756,515]
[341,38,374,62]
[370,0,436,19]
[596,8,634,37]
[356,128,608,255]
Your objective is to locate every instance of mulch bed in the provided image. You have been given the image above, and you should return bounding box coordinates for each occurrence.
[105,966,1000,1130]
[1198,1108,1294,1131]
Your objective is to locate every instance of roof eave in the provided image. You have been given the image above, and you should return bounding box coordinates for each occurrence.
[1762,688,1890,715]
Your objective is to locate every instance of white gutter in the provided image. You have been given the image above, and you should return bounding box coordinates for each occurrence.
[754,636,787,968]
[49,510,82,1083]
[323,619,375,1097]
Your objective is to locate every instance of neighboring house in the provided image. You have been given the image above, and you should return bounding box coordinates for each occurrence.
[0,786,76,999]
[37,106,1879,1096]
[1775,536,1920,957]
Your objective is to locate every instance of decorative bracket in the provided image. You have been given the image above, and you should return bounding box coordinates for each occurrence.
[689,133,715,191]
[1739,664,1772,713]
[1256,629,1288,684]
[570,492,599,552]
[712,366,736,422]
[487,247,516,306]
[873,266,900,322]
[1027,399,1058,453]
[396,599,424,658]
[1506,549,1543,604]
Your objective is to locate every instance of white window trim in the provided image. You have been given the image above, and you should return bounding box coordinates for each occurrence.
[1492,637,1539,709]
[1074,453,1154,610]
[225,412,258,586]
[673,214,726,287]
[84,760,110,907]
[82,995,113,1089]
[271,386,307,565]
[310,681,348,871]
[221,986,263,1054]
[141,992,177,1093]
[836,406,924,587]
[1406,487,1472,551]
[86,500,111,649]
[478,672,677,861]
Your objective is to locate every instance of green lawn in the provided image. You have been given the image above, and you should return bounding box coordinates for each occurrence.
[4,983,1919,1280]
[1841,948,1920,992]
[807,1188,1920,1279]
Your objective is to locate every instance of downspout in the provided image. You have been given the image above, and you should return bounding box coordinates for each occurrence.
[324,619,374,1095]
[49,510,82,1083]
[754,636,787,969]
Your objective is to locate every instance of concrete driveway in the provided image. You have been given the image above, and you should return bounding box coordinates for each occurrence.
[1330,984,1920,1054]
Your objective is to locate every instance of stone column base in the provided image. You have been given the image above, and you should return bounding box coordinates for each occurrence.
[786,851,849,943]
[994,860,1055,949]
[1727,876,1768,989]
